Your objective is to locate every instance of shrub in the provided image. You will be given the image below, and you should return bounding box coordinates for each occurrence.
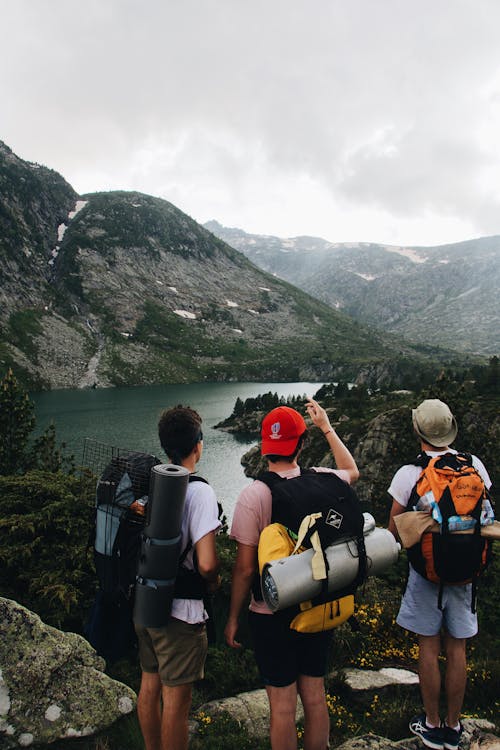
[0,470,96,630]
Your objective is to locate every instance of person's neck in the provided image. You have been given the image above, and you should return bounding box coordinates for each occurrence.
[181,457,197,473]
[268,459,299,473]
[421,441,450,453]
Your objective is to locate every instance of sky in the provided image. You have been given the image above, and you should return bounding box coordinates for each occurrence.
[1,0,500,247]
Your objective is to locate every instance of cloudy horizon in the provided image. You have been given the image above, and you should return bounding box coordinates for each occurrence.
[1,0,500,247]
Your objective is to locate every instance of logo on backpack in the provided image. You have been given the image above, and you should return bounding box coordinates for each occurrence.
[325,509,344,529]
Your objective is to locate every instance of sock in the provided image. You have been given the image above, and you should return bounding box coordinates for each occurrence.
[425,717,440,729]
[445,721,461,732]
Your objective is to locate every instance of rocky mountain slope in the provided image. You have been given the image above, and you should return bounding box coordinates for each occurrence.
[0,140,455,391]
[205,221,500,356]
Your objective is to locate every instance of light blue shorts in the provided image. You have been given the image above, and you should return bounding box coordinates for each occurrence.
[396,567,478,639]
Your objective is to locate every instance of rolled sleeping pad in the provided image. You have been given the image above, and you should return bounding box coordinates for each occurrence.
[261,515,400,612]
[133,577,176,628]
[143,464,190,539]
[133,463,189,628]
[136,534,183,580]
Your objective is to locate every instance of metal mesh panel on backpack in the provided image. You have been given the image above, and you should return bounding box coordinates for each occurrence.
[82,438,160,595]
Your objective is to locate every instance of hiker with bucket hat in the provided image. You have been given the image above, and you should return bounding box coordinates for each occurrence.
[388,399,492,750]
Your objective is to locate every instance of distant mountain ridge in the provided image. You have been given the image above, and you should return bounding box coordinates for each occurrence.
[0,140,454,391]
[204,221,500,356]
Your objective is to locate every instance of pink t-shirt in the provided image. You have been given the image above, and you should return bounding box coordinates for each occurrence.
[230,466,351,614]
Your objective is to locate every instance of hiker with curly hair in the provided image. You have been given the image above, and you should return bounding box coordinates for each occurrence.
[135,405,221,750]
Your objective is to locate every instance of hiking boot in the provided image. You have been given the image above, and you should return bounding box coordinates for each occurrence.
[442,722,464,749]
[409,714,444,749]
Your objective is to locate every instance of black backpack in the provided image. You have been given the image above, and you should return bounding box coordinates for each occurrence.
[256,468,367,621]
[87,452,213,660]
[93,451,161,598]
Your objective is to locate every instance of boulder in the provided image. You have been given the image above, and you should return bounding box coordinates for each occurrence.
[0,597,136,747]
[197,688,303,738]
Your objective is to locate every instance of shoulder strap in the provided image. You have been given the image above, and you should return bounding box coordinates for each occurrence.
[414,453,431,468]
[258,466,315,489]
[407,453,432,509]
[189,474,208,484]
[258,470,283,490]
[179,474,210,565]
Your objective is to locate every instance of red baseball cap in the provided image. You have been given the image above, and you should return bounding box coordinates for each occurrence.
[261,406,307,456]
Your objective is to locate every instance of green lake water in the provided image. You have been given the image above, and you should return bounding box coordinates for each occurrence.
[31,381,323,519]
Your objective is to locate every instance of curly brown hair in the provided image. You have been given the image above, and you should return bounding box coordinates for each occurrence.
[158,405,203,464]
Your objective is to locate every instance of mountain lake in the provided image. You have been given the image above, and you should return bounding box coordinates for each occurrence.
[31,381,324,520]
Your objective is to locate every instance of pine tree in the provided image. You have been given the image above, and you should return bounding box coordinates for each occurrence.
[0,368,35,475]
[233,396,245,417]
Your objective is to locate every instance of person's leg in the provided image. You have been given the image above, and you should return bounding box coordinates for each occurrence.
[161,683,193,750]
[297,674,330,750]
[443,634,467,728]
[265,683,299,750]
[136,671,162,750]
[418,634,442,727]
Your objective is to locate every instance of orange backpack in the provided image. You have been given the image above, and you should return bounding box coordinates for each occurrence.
[407,452,492,611]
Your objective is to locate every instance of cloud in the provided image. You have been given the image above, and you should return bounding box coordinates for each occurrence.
[1,0,500,244]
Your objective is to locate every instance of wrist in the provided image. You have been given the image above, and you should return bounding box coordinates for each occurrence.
[322,428,333,436]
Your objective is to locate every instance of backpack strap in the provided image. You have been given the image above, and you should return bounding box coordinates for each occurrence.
[414,452,431,468]
[175,474,210,598]
[259,467,316,542]
[178,473,209,563]
[408,453,433,510]
[258,467,315,489]
[189,474,209,484]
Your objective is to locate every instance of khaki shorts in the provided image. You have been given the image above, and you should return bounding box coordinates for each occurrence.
[135,617,208,686]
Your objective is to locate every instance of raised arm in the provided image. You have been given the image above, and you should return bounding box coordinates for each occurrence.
[305,397,359,483]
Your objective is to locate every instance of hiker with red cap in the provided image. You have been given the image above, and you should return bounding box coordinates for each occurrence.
[224,397,359,750]
[388,399,492,750]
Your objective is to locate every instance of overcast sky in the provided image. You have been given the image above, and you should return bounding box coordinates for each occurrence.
[1,0,500,246]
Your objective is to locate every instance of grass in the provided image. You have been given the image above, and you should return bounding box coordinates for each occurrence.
[36,562,499,749]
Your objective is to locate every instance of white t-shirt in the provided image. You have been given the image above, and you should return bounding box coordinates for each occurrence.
[388,448,492,509]
[170,478,221,624]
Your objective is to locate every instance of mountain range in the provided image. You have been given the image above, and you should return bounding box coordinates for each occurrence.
[205,221,500,356]
[0,140,471,390]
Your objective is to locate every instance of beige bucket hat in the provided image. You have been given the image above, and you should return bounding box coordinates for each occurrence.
[412,398,458,447]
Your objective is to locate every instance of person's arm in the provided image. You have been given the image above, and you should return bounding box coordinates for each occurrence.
[305,397,359,483]
[388,497,406,539]
[195,530,220,586]
[224,542,258,649]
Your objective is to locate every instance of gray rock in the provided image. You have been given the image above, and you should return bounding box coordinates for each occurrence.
[341,667,419,691]
[197,688,303,738]
[0,597,136,747]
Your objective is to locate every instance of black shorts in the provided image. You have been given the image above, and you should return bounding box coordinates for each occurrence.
[248,611,333,688]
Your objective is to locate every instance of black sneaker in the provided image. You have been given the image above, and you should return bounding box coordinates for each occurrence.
[409,714,444,749]
[442,722,464,749]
